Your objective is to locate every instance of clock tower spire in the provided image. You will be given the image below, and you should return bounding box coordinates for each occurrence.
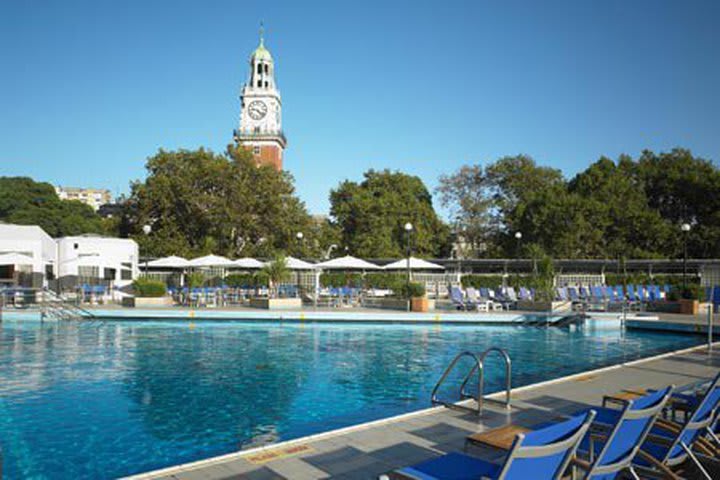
[234,26,286,170]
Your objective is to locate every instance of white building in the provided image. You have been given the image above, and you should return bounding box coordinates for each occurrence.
[0,224,57,286]
[56,235,138,287]
[55,186,112,211]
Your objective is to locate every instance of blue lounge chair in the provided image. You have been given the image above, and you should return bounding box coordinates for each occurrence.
[383,411,595,480]
[632,373,720,479]
[450,286,469,311]
[573,387,673,480]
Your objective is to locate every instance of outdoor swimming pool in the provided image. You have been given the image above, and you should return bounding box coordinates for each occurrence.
[0,318,703,479]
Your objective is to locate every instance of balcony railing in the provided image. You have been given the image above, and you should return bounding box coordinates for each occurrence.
[233,129,287,146]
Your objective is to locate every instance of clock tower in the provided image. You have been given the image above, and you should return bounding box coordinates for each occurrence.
[234,29,286,170]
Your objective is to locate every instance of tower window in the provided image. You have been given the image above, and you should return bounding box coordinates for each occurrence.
[254,126,260,133]
[264,81,268,87]
[264,64,269,74]
[257,81,261,87]
[257,64,262,74]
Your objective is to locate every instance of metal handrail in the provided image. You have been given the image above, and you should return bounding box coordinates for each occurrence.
[431,351,483,414]
[37,288,96,321]
[459,347,512,411]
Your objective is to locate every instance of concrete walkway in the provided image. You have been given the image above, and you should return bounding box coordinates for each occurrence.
[125,344,720,480]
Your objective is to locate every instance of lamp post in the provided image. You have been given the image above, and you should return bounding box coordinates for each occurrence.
[404,222,413,287]
[681,223,691,290]
[142,224,152,276]
[404,222,413,312]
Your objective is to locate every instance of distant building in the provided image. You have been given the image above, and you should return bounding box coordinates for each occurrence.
[56,186,112,211]
[233,27,286,170]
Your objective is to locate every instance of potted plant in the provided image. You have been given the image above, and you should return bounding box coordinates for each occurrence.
[124,278,169,307]
[249,254,301,310]
[404,282,429,312]
[677,285,704,315]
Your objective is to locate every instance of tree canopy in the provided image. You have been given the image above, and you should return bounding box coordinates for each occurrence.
[120,146,318,258]
[329,169,450,258]
[0,176,106,237]
[438,149,720,259]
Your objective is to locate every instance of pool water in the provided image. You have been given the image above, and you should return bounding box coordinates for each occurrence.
[0,319,702,479]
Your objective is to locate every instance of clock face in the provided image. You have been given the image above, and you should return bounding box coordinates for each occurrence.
[248,100,267,120]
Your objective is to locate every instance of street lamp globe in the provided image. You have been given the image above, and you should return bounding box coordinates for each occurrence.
[515,231,522,240]
[142,224,152,235]
[404,222,413,232]
[681,223,691,233]
[296,232,304,240]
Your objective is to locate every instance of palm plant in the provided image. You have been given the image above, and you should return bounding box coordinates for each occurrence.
[262,254,291,298]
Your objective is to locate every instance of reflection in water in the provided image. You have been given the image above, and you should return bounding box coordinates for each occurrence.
[0,319,701,479]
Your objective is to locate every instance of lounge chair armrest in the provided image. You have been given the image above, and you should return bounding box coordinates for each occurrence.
[571,456,592,471]
[654,418,682,433]
[635,449,683,480]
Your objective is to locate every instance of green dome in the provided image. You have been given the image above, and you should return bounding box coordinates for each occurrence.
[252,40,273,61]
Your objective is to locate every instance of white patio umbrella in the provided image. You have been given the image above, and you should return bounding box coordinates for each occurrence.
[315,255,381,270]
[233,257,265,269]
[383,257,445,271]
[0,253,34,266]
[146,255,191,268]
[283,256,317,270]
[188,254,236,268]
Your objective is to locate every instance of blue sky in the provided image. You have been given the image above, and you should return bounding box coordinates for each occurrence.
[1,0,718,215]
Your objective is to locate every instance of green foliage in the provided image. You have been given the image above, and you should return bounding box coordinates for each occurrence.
[186,272,205,289]
[0,177,107,237]
[262,255,291,297]
[253,271,270,287]
[438,149,720,259]
[132,278,167,297]
[320,272,363,288]
[225,273,255,288]
[527,249,555,302]
[365,272,405,290]
[397,282,426,299]
[121,147,317,257]
[330,169,450,258]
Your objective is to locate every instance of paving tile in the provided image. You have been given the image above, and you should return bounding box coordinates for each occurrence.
[366,441,440,465]
[407,422,474,444]
[232,467,287,480]
[264,458,330,480]
[302,446,382,476]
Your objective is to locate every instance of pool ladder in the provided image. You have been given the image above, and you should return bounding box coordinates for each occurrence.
[430,347,512,415]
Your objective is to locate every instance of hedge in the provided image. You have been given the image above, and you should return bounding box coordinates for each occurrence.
[133,278,167,297]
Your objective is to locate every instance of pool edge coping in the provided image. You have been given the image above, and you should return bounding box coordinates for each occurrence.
[121,340,719,479]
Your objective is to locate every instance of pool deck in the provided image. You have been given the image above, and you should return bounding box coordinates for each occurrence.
[124,343,720,480]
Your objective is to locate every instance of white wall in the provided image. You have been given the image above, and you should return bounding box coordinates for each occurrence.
[0,224,56,275]
[57,236,139,286]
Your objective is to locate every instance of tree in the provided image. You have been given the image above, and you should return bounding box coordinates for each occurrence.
[436,165,494,257]
[329,169,450,258]
[0,176,107,237]
[635,148,720,258]
[121,146,318,257]
[567,156,671,258]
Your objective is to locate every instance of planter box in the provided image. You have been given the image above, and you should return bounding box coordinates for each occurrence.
[517,300,571,313]
[249,298,302,310]
[122,296,172,308]
[411,297,435,313]
[678,299,699,315]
